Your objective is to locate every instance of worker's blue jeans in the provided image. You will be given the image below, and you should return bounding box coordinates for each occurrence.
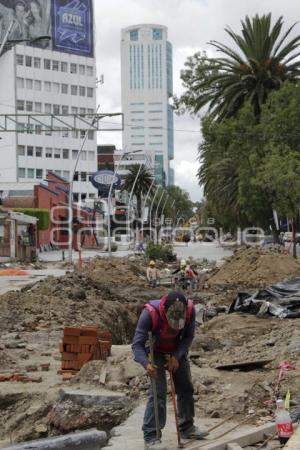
[142,353,194,442]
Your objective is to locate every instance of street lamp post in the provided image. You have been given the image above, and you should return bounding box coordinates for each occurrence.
[149,187,159,239]
[68,105,100,264]
[141,177,155,239]
[107,149,141,256]
[160,194,169,225]
[154,190,166,244]
[127,162,143,241]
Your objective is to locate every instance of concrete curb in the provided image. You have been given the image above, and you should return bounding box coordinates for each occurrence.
[2,429,107,450]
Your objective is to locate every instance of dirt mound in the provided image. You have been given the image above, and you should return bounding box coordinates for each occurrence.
[85,257,146,286]
[0,271,144,344]
[0,350,19,372]
[208,247,300,287]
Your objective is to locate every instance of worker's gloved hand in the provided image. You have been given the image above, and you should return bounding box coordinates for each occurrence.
[165,355,179,372]
[146,363,157,379]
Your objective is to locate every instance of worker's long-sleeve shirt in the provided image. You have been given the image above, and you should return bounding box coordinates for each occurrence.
[132,306,196,369]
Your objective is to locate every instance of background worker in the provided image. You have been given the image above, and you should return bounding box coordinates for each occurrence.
[132,291,208,450]
[147,260,160,288]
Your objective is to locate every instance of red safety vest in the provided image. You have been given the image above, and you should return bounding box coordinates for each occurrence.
[145,298,193,354]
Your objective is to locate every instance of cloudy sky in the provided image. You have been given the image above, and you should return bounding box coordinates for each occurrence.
[94,0,298,201]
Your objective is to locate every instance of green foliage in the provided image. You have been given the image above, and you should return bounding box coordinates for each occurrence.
[145,241,177,262]
[150,185,194,225]
[13,208,50,231]
[176,14,300,120]
[197,81,300,228]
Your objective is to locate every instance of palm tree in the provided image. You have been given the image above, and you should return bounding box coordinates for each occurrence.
[192,14,300,120]
[121,164,154,224]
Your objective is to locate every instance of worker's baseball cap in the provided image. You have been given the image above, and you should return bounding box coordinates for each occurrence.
[164,291,187,330]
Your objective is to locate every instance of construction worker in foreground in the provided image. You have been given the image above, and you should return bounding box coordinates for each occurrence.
[132,291,208,450]
[147,260,160,288]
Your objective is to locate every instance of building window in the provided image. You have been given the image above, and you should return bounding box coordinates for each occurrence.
[52,60,59,71]
[61,83,68,94]
[81,151,87,160]
[61,61,68,72]
[44,59,51,69]
[74,172,79,181]
[62,170,69,180]
[53,104,60,114]
[26,79,33,89]
[44,81,51,92]
[27,146,34,156]
[81,193,87,201]
[54,148,61,159]
[54,170,61,176]
[79,86,85,96]
[81,172,87,181]
[35,147,42,157]
[80,130,85,139]
[71,85,78,95]
[27,124,34,134]
[79,65,85,75]
[72,150,78,160]
[16,77,24,88]
[71,106,78,114]
[62,105,69,114]
[62,149,69,159]
[27,168,34,178]
[26,101,33,112]
[17,100,24,111]
[25,55,32,67]
[18,167,25,178]
[153,28,162,40]
[34,80,41,91]
[89,193,96,199]
[17,145,25,156]
[35,102,42,112]
[88,130,94,140]
[88,151,94,161]
[87,66,93,76]
[16,54,23,65]
[70,63,77,74]
[87,87,93,97]
[35,125,42,134]
[45,147,52,158]
[79,107,86,116]
[62,128,69,138]
[87,108,94,115]
[36,169,43,179]
[53,82,60,93]
[33,57,41,68]
[130,30,139,41]
[73,193,79,202]
[45,127,52,136]
[45,103,51,114]
[72,130,78,138]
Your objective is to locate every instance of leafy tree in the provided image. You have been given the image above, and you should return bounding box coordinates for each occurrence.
[196,81,300,232]
[121,164,154,222]
[176,14,300,120]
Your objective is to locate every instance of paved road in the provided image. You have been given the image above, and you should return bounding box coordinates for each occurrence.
[38,242,233,264]
[0,269,66,295]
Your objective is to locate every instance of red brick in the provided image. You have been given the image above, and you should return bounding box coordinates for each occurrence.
[63,336,79,344]
[62,352,78,361]
[64,327,81,336]
[0,373,13,382]
[80,329,98,337]
[77,353,91,362]
[59,343,64,353]
[79,336,97,345]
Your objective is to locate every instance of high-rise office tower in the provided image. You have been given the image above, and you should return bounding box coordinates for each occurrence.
[0,0,97,203]
[121,24,174,186]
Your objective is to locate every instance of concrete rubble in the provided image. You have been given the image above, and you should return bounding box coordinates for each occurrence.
[0,249,300,449]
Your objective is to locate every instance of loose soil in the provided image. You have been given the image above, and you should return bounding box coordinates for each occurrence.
[1,249,300,447]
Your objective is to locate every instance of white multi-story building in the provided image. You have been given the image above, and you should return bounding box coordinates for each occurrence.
[0,0,97,203]
[121,24,174,186]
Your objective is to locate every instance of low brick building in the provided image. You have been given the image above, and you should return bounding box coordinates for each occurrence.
[2,172,97,251]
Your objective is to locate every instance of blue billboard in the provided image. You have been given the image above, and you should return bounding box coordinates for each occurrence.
[51,0,94,57]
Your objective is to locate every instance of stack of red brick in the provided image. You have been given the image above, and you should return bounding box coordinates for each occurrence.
[60,326,112,376]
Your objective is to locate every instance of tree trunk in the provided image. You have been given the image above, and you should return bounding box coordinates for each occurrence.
[292,218,297,259]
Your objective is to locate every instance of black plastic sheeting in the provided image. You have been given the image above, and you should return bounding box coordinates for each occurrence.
[229,278,300,318]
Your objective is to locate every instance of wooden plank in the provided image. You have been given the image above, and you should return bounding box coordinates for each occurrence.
[187,423,276,450]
